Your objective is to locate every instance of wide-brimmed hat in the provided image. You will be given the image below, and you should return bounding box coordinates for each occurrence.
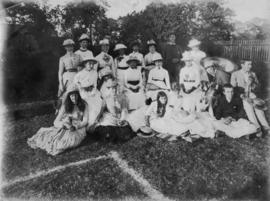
[201,57,239,73]
[63,39,75,46]
[147,39,157,46]
[137,126,155,138]
[99,67,113,79]
[79,33,90,42]
[188,38,201,48]
[114,43,127,51]
[66,83,79,94]
[152,54,163,62]
[99,39,110,45]
[126,55,140,64]
[81,55,97,65]
[253,98,268,111]
[181,51,193,61]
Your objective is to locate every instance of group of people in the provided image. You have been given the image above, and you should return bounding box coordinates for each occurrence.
[27,33,270,156]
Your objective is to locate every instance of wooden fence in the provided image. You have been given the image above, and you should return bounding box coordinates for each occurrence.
[216,40,270,63]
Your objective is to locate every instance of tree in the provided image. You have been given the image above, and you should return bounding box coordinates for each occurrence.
[119,1,234,49]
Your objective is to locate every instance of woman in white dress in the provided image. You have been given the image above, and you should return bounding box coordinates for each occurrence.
[146,54,172,102]
[58,39,82,97]
[124,55,146,111]
[179,51,201,112]
[145,91,189,139]
[146,91,216,141]
[187,38,209,82]
[28,84,88,155]
[94,73,134,142]
[144,39,162,84]
[114,43,129,88]
[95,39,115,76]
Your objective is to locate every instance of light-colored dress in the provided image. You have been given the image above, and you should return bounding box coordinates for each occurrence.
[27,106,88,155]
[144,51,162,82]
[179,65,201,112]
[59,53,82,89]
[75,48,93,61]
[95,52,115,75]
[129,51,145,67]
[98,95,127,127]
[124,67,146,110]
[126,105,149,132]
[73,70,102,128]
[189,49,209,82]
[145,102,189,136]
[146,66,171,101]
[114,55,129,87]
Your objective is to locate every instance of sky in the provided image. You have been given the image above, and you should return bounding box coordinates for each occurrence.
[3,0,270,22]
[104,0,270,21]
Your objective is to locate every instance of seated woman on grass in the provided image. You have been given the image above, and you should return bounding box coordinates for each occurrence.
[93,70,135,143]
[27,84,88,155]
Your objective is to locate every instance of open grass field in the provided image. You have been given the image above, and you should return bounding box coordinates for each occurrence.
[1,106,270,201]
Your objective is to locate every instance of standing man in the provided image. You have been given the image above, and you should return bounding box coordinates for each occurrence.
[161,33,182,86]
[231,59,270,135]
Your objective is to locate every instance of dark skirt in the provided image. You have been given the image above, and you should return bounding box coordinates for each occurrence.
[94,125,135,143]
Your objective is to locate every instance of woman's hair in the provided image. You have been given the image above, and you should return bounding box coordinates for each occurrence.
[97,74,114,90]
[156,91,168,118]
[64,91,86,113]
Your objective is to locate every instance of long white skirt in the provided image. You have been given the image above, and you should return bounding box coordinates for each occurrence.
[81,92,103,128]
[212,118,259,138]
[150,116,189,136]
[181,90,201,112]
[126,105,149,132]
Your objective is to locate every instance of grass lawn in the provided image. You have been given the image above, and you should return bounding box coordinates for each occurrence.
[2,111,270,200]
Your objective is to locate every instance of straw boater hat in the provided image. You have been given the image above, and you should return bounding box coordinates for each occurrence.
[79,34,90,42]
[99,39,110,46]
[66,83,78,94]
[147,39,157,47]
[188,38,201,48]
[126,55,140,65]
[114,43,127,51]
[99,67,113,79]
[63,39,75,46]
[137,126,155,138]
[181,51,193,61]
[152,54,163,62]
[81,55,97,65]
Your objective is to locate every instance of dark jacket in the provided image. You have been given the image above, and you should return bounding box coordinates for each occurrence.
[214,94,247,120]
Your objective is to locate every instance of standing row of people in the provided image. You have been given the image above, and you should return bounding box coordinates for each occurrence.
[27,33,270,155]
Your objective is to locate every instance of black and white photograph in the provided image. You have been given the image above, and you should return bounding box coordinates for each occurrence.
[0,0,270,200]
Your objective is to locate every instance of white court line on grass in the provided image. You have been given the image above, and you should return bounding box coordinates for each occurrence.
[2,155,108,188]
[109,151,174,201]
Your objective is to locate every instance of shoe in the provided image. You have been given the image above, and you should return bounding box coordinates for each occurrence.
[215,130,226,138]
[262,127,270,135]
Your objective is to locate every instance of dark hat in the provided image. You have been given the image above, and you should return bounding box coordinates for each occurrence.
[130,40,141,48]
